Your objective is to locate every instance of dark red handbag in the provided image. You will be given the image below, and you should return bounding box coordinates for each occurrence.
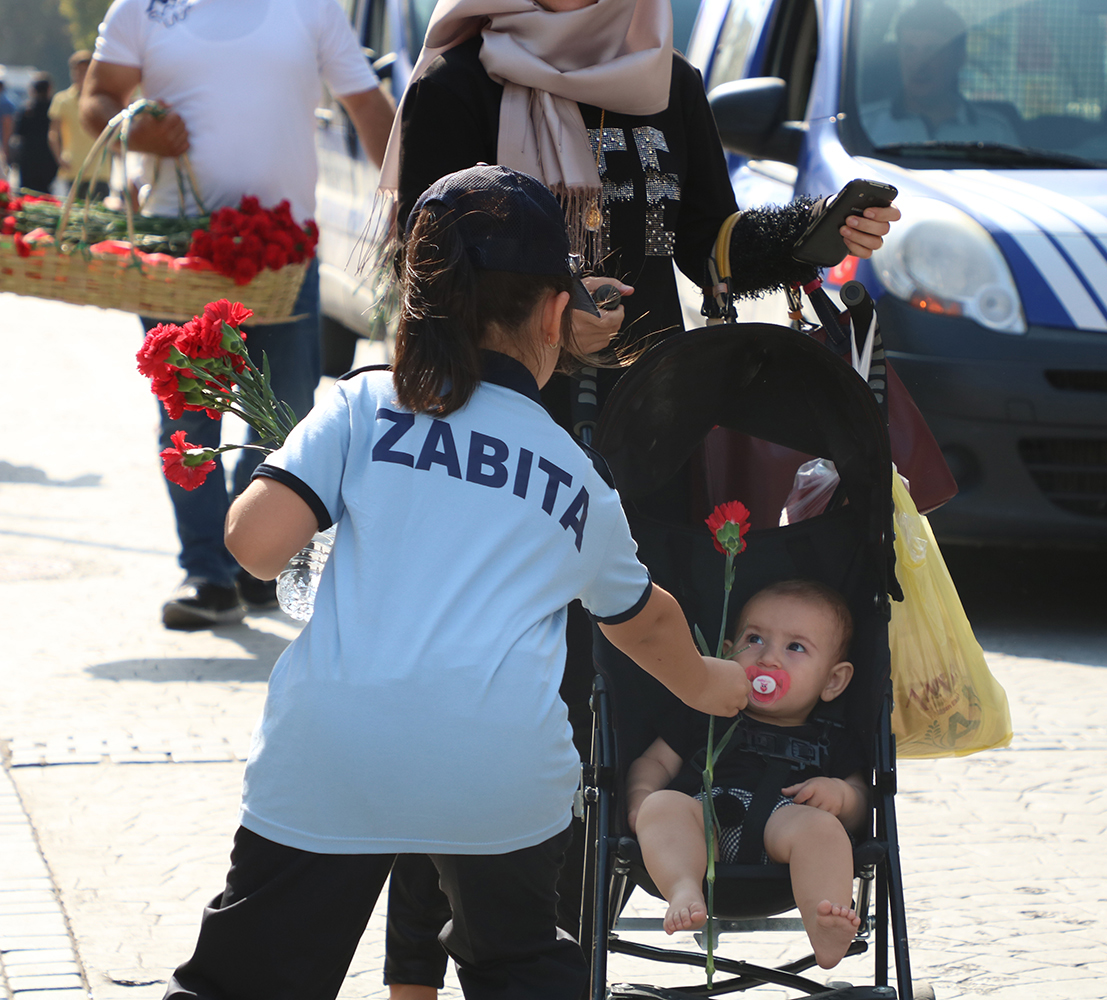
[804,278,958,514]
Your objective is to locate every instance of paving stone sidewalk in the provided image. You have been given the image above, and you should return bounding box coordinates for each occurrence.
[2,295,1106,1000]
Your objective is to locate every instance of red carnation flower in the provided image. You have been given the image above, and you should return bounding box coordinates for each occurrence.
[136,322,184,379]
[189,229,213,258]
[705,500,752,556]
[150,373,186,419]
[14,232,31,258]
[232,256,259,286]
[239,233,264,263]
[263,244,288,271]
[160,430,217,490]
[178,312,242,361]
[204,298,253,329]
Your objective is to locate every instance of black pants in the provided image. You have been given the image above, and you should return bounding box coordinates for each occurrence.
[165,825,586,1000]
[386,604,596,988]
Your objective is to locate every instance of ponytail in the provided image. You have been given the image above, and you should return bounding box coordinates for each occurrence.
[393,204,583,416]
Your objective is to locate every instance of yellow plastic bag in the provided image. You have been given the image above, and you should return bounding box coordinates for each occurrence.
[889,473,1012,758]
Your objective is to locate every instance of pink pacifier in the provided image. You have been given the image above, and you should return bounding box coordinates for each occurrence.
[745,666,790,704]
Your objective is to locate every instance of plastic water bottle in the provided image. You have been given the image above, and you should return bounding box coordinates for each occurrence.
[276,526,336,621]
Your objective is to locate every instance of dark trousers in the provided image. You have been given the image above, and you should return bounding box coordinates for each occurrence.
[387,604,596,988]
[165,825,586,1000]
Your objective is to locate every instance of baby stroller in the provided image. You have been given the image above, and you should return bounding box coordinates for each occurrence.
[577,312,924,1000]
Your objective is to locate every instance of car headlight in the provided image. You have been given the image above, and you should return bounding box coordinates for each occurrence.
[873,196,1026,334]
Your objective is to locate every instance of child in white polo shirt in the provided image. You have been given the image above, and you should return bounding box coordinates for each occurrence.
[160,164,751,1000]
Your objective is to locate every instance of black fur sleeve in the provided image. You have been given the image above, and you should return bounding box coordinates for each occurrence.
[727,196,821,298]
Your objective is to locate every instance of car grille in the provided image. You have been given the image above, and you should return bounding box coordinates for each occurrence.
[1019,439,1107,518]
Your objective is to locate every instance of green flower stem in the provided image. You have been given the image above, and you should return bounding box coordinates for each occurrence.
[177,352,294,448]
[702,549,736,985]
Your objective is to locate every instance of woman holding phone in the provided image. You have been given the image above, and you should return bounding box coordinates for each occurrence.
[378,2,899,994]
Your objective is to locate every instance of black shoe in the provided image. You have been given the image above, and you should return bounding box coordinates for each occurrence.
[162,577,247,630]
[236,569,279,610]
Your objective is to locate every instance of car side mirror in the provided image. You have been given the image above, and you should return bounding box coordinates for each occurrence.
[708,78,806,165]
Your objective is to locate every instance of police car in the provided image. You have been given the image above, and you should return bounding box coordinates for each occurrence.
[686,0,1107,547]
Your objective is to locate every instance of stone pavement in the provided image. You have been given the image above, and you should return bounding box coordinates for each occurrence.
[2,293,1106,1000]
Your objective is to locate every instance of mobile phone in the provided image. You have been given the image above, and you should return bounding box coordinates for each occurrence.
[792,179,899,267]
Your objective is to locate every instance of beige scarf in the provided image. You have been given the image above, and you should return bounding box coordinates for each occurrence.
[379,0,673,227]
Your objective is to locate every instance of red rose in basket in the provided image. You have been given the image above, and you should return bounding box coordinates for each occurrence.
[137,299,296,490]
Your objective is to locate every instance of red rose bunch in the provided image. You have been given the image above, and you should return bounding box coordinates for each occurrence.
[137,299,297,490]
[187,196,318,286]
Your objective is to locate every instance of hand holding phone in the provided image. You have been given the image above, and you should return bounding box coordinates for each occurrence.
[792,178,899,267]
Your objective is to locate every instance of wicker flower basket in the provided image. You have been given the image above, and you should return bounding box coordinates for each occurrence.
[0,243,307,323]
[0,100,309,324]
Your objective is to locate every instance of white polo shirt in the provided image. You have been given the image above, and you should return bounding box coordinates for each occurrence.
[241,354,651,855]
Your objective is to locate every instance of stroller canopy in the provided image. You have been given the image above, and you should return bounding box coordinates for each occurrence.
[594,323,896,598]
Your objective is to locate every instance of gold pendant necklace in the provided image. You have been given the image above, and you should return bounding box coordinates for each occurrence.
[584,109,605,232]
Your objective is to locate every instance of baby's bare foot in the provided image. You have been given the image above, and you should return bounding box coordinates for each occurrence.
[809,900,861,969]
[663,884,708,935]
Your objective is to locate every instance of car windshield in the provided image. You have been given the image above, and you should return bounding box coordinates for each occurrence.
[847,0,1107,167]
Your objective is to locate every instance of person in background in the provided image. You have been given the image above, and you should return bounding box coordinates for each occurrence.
[50,51,112,200]
[81,0,395,629]
[13,73,58,194]
[861,0,1018,146]
[0,78,16,176]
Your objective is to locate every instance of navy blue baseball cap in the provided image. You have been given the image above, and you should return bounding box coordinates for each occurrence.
[407,164,601,317]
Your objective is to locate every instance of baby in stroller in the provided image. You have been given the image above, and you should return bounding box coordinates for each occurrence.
[627,578,868,971]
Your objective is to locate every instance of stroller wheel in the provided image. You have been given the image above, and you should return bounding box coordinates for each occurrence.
[912,983,936,1000]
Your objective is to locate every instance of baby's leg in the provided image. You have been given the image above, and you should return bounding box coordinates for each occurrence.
[763,805,860,969]
[635,790,709,934]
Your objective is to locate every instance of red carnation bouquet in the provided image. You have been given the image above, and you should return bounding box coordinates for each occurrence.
[697,500,752,984]
[137,298,296,490]
[187,196,318,286]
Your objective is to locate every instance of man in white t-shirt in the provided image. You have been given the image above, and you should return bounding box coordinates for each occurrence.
[80,0,395,629]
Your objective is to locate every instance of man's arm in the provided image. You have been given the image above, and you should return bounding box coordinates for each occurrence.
[335,85,395,169]
[80,59,190,157]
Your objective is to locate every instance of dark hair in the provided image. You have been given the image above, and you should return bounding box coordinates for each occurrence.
[393,203,585,416]
[737,579,854,662]
[31,74,52,100]
[896,1,968,54]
